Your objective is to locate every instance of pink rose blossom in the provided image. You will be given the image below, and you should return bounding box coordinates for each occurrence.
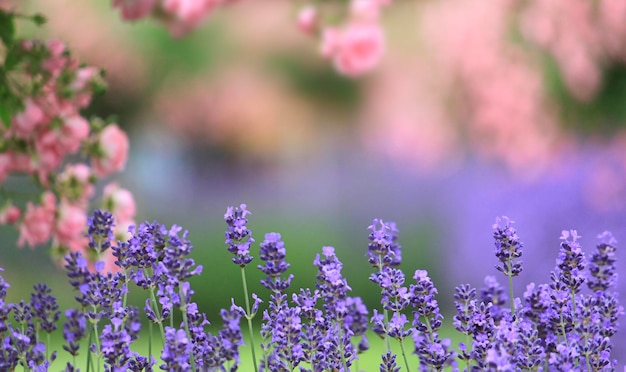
[350,0,381,23]
[18,192,56,248]
[0,154,10,184]
[54,201,88,252]
[13,98,45,138]
[57,164,94,205]
[35,130,64,183]
[321,23,384,76]
[113,0,157,20]
[160,0,219,37]
[297,5,318,35]
[58,115,90,153]
[0,204,21,225]
[92,124,129,178]
[103,182,136,223]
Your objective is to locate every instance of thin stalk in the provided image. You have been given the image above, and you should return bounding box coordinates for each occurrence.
[46,333,50,362]
[148,322,153,362]
[397,337,410,371]
[149,287,166,343]
[508,272,515,315]
[240,267,259,372]
[338,325,349,372]
[179,286,196,371]
[377,255,391,352]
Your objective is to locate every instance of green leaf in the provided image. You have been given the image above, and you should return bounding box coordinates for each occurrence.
[4,47,22,71]
[32,13,46,26]
[0,104,12,129]
[0,11,15,48]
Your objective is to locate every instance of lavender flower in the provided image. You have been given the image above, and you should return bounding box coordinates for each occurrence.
[258,232,293,292]
[224,204,254,267]
[492,216,523,278]
[380,351,401,372]
[367,219,400,270]
[161,327,193,371]
[87,209,115,254]
[30,284,60,334]
[62,309,86,357]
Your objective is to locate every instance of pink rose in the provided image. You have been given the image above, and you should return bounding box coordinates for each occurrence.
[350,0,381,23]
[103,182,136,223]
[57,164,94,205]
[92,124,129,178]
[59,115,90,153]
[18,192,56,248]
[13,98,45,138]
[321,23,384,76]
[160,0,218,37]
[0,153,10,184]
[113,0,156,20]
[35,130,64,183]
[0,204,21,225]
[54,201,88,252]
[297,5,318,35]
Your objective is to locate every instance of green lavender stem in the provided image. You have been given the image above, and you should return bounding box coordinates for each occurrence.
[240,267,259,372]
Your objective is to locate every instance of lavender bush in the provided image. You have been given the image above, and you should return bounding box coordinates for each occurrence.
[0,206,622,371]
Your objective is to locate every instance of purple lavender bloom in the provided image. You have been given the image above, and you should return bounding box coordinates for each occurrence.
[453,283,476,335]
[493,216,523,278]
[100,322,133,370]
[258,232,293,292]
[314,246,351,318]
[161,327,193,371]
[224,204,254,267]
[62,309,86,357]
[371,267,409,313]
[217,300,245,368]
[344,296,370,353]
[30,284,60,334]
[380,351,401,372]
[409,270,455,370]
[588,231,618,293]
[156,225,203,288]
[113,221,166,279]
[87,209,115,254]
[480,275,508,322]
[367,219,401,270]
[554,229,586,293]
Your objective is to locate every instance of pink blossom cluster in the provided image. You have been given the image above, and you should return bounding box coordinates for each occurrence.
[297,0,389,76]
[519,0,626,102]
[112,0,233,37]
[0,38,135,263]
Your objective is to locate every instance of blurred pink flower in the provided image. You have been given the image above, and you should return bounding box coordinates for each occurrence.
[57,164,94,206]
[18,192,56,249]
[13,99,45,138]
[297,5,317,35]
[519,0,602,102]
[112,0,157,20]
[160,0,219,37]
[321,23,384,76]
[350,0,381,23]
[92,124,129,178]
[0,204,20,225]
[0,154,9,184]
[54,201,88,252]
[103,182,136,223]
[59,116,90,154]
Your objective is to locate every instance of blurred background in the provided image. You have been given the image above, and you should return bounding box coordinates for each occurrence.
[2,0,626,365]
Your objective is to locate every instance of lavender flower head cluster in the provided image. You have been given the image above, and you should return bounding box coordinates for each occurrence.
[0,207,622,371]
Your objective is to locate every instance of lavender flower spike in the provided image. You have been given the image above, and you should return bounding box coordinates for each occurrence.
[225,204,254,268]
[493,216,523,278]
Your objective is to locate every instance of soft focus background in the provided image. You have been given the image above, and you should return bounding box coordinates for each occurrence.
[3,0,626,366]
